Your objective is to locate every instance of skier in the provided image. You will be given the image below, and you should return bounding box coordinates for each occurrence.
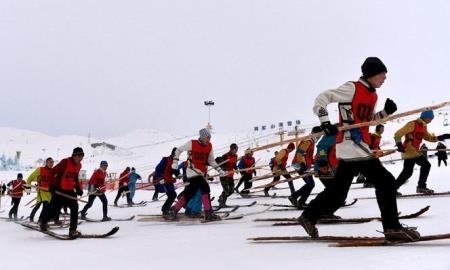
[217,143,239,207]
[235,148,257,195]
[114,167,131,206]
[269,151,278,171]
[40,147,84,237]
[128,167,142,204]
[289,126,322,209]
[165,128,226,221]
[0,183,6,195]
[357,124,386,187]
[7,173,26,219]
[153,148,178,216]
[394,110,450,194]
[297,57,421,241]
[178,151,203,217]
[25,157,54,223]
[435,142,448,167]
[370,124,385,155]
[263,143,296,196]
[313,125,338,185]
[80,160,111,221]
[147,171,158,201]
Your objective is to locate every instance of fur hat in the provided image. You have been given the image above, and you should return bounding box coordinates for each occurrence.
[361,57,387,79]
[199,128,211,139]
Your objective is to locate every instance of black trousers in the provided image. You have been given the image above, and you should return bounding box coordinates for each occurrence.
[42,191,79,231]
[236,174,253,194]
[114,185,131,204]
[180,176,210,203]
[264,173,295,194]
[161,190,177,213]
[396,155,431,189]
[291,174,315,205]
[9,197,21,218]
[81,193,108,217]
[302,158,401,231]
[29,202,41,221]
[30,201,51,222]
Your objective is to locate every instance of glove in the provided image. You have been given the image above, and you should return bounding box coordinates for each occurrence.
[437,134,450,141]
[159,179,165,185]
[218,169,226,178]
[395,142,405,153]
[172,169,180,177]
[298,163,307,174]
[384,98,397,115]
[320,121,338,136]
[76,187,83,196]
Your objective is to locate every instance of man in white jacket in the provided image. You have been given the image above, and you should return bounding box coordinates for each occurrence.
[297,57,420,242]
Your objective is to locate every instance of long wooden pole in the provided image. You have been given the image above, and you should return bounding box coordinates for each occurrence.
[250,101,450,152]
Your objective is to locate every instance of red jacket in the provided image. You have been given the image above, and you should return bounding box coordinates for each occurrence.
[336,81,377,145]
[191,140,212,173]
[119,170,130,186]
[154,156,176,184]
[404,120,427,150]
[239,155,256,176]
[8,179,26,198]
[38,166,52,191]
[369,132,382,150]
[89,169,107,192]
[292,139,315,168]
[51,157,82,192]
[221,152,238,177]
[273,149,290,171]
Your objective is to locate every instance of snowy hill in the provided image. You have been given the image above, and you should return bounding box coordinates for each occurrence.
[0,126,286,182]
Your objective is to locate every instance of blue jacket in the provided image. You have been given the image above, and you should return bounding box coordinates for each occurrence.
[129,172,142,185]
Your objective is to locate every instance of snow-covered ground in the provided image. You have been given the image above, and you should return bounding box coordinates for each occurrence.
[1,126,450,270]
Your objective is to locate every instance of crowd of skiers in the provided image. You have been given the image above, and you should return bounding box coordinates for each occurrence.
[1,147,145,237]
[2,57,450,241]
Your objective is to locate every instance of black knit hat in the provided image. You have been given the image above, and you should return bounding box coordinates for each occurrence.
[361,57,387,78]
[72,147,84,156]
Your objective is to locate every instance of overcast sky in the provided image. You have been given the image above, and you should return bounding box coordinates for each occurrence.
[1,0,449,138]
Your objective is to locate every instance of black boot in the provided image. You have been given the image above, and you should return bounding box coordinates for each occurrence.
[204,211,221,221]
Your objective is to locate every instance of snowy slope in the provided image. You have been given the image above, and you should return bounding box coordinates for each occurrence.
[1,126,450,270]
